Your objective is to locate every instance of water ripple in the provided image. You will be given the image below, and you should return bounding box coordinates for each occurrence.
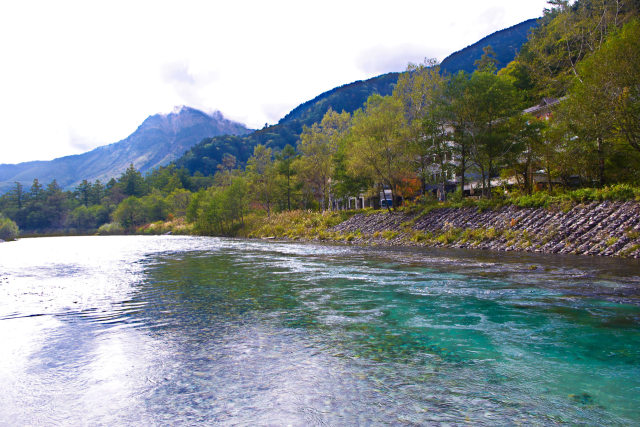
[0,236,639,425]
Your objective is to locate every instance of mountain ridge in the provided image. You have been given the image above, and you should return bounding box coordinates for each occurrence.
[0,107,251,193]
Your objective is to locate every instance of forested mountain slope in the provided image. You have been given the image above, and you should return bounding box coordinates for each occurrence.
[176,19,538,176]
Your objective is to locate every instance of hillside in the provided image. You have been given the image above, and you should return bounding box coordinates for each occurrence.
[0,107,251,193]
[176,18,539,176]
[439,18,537,74]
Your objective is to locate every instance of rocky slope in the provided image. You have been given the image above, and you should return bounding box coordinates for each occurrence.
[331,202,640,258]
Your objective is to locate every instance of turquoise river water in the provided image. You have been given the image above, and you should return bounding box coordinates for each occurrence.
[0,235,639,425]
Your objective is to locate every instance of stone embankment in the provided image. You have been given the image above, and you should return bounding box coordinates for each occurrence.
[331,201,640,258]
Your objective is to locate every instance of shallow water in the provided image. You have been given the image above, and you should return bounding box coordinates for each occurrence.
[0,235,639,425]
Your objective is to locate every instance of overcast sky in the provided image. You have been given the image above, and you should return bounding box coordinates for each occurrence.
[0,0,550,164]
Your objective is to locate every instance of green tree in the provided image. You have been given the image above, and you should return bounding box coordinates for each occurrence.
[347,94,411,210]
[12,182,24,209]
[88,180,106,205]
[191,176,248,235]
[212,154,238,188]
[141,190,170,223]
[44,179,69,229]
[457,70,522,197]
[297,109,351,210]
[246,145,277,215]
[445,71,475,196]
[474,45,499,73]
[332,138,371,204]
[561,17,640,181]
[518,0,639,97]
[66,205,108,230]
[393,59,450,196]
[506,114,548,193]
[75,180,91,206]
[29,179,44,201]
[0,214,19,241]
[113,196,147,229]
[119,164,147,197]
[275,144,298,211]
[166,189,192,218]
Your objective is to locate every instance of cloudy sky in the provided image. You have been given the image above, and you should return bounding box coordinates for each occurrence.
[0,0,550,164]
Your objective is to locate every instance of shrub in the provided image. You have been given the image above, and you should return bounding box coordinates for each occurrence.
[625,228,640,240]
[436,227,463,244]
[97,222,125,235]
[0,215,19,241]
[381,230,399,240]
[512,192,557,208]
[411,231,432,243]
[599,184,639,201]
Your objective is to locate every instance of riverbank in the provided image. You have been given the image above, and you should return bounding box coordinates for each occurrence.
[246,201,640,258]
[12,201,638,259]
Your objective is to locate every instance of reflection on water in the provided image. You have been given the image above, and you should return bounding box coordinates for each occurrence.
[1,235,639,425]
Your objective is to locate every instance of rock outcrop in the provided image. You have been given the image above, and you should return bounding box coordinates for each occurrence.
[331,202,640,258]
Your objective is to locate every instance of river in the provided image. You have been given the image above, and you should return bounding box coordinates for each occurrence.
[0,235,639,425]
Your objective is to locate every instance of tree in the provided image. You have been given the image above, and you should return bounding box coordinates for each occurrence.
[421,115,453,200]
[166,189,192,218]
[12,182,24,209]
[75,180,91,206]
[0,214,19,241]
[141,190,170,223]
[30,179,44,201]
[347,94,411,210]
[113,196,147,229]
[89,180,106,205]
[555,19,640,186]
[454,70,522,197]
[190,176,248,235]
[67,205,108,230]
[445,71,474,196]
[275,144,298,211]
[297,109,351,210]
[518,0,639,97]
[246,145,277,215]
[119,164,147,197]
[332,137,371,205]
[563,18,640,162]
[474,45,499,73]
[213,154,238,188]
[506,114,548,194]
[44,179,68,229]
[393,59,450,197]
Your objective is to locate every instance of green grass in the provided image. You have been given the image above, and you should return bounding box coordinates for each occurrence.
[401,184,640,218]
[381,230,399,240]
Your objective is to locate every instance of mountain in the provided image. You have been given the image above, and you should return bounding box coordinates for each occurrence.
[0,19,540,191]
[176,18,539,176]
[0,106,251,193]
[175,73,400,175]
[440,18,538,74]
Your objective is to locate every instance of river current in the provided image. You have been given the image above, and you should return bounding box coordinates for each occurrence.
[0,235,639,425]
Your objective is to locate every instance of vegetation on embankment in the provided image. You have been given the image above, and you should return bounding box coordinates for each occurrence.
[241,210,358,241]
[333,201,640,258]
[240,190,640,258]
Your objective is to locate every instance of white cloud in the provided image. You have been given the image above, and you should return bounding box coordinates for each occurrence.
[0,0,549,163]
